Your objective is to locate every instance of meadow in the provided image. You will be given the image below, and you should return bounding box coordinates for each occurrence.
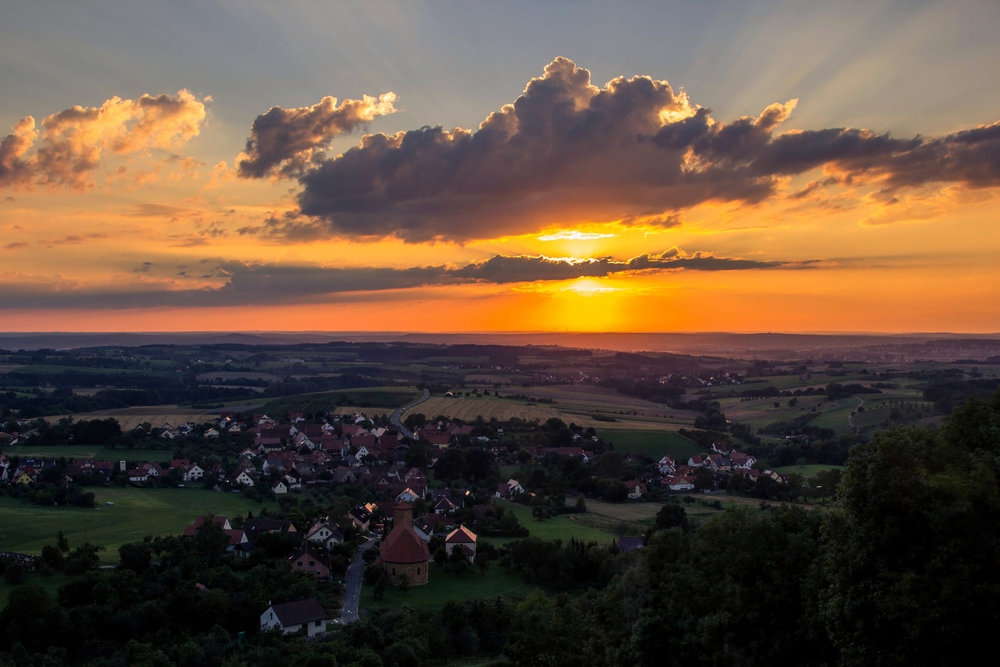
[0,487,275,563]
[596,429,702,459]
[492,500,618,545]
[359,562,529,612]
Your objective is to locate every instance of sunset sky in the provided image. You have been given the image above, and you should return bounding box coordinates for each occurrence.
[2,0,1000,333]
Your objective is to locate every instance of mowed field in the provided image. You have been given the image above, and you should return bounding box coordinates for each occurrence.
[597,429,702,459]
[0,487,275,563]
[492,500,618,544]
[411,389,698,431]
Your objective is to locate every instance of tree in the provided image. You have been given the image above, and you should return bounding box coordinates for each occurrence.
[41,544,65,571]
[397,573,411,595]
[118,541,152,573]
[822,423,1000,665]
[654,503,689,532]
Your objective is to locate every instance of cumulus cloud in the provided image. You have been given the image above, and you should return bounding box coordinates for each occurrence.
[0,117,38,189]
[236,93,397,179]
[0,248,818,310]
[245,58,1000,242]
[0,90,208,190]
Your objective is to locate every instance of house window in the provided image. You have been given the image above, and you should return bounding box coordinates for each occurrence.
[392,568,396,575]
[417,567,420,575]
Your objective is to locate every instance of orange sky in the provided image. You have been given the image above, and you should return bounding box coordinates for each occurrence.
[2,5,1000,333]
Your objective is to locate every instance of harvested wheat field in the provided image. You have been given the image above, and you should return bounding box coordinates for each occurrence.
[406,396,673,430]
[46,406,212,430]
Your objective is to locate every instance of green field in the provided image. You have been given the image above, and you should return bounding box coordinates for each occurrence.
[3,444,174,462]
[9,364,177,378]
[0,487,275,563]
[262,387,420,415]
[772,464,846,479]
[360,562,529,612]
[809,398,863,432]
[494,500,618,544]
[597,429,703,459]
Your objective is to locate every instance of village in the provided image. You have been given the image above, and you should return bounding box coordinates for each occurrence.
[0,403,792,636]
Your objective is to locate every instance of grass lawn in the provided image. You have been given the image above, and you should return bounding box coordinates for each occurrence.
[360,562,529,612]
[0,487,275,564]
[597,429,702,460]
[495,500,618,544]
[773,464,846,479]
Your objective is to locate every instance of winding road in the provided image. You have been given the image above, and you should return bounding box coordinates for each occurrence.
[340,537,378,625]
[391,388,430,439]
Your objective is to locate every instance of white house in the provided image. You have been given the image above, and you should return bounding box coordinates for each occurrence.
[444,525,478,562]
[234,470,255,487]
[395,487,421,503]
[305,519,344,550]
[260,599,328,637]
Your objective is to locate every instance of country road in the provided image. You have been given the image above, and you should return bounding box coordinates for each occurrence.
[340,537,377,625]
[390,388,430,439]
[848,396,865,432]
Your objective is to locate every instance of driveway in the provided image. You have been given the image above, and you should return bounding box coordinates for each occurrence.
[340,537,378,625]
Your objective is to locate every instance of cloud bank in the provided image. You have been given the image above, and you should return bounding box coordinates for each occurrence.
[235,58,1000,242]
[0,249,818,310]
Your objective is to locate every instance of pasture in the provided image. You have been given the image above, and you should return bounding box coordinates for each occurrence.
[492,500,618,544]
[0,487,275,563]
[360,563,528,612]
[597,429,702,459]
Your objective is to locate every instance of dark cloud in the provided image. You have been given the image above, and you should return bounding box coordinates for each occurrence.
[0,249,818,310]
[237,93,397,179]
[250,58,1000,242]
[3,241,28,250]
